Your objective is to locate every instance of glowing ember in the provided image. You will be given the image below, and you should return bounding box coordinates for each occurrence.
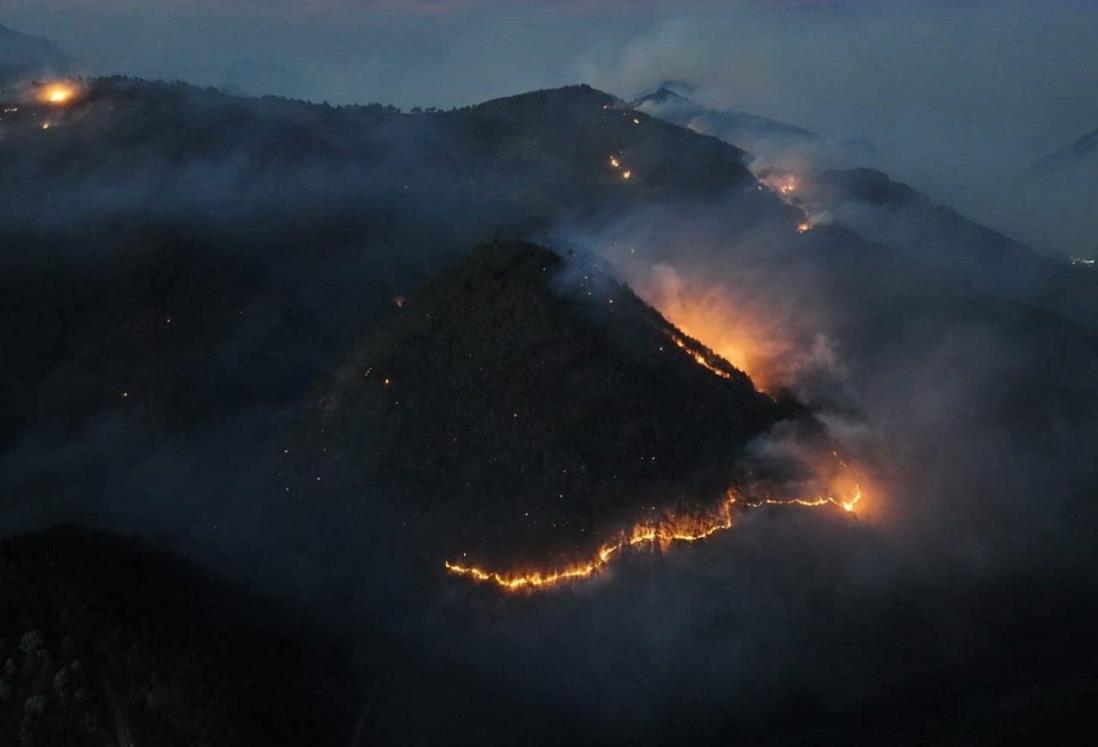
[609,155,631,179]
[797,221,813,234]
[445,485,862,592]
[41,123,50,130]
[776,176,797,195]
[394,295,407,308]
[39,83,75,105]
[759,173,804,205]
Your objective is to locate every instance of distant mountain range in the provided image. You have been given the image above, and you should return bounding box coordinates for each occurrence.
[630,84,1097,324]
[1036,126,1098,171]
[792,167,1098,328]
[0,23,74,86]
[631,83,878,168]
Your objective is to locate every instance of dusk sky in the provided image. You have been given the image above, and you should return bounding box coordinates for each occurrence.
[5,1,1095,138]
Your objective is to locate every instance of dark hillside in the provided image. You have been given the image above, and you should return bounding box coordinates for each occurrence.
[1036,126,1098,170]
[306,242,791,564]
[0,526,334,746]
[800,168,1098,329]
[633,85,819,145]
[0,25,73,86]
[0,80,792,461]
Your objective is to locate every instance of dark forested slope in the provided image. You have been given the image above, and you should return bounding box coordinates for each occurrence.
[304,241,791,564]
[0,526,334,746]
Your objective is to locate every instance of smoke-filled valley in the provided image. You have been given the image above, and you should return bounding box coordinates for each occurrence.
[2,12,1098,746]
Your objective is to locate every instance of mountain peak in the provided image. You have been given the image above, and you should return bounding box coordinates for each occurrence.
[1037,126,1098,170]
[306,241,787,564]
[0,23,74,85]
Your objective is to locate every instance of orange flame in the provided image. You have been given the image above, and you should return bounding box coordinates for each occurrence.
[634,269,782,390]
[38,83,76,105]
[767,174,797,196]
[666,331,733,380]
[445,485,862,592]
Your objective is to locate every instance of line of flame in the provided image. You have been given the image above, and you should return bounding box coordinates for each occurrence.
[666,332,733,380]
[445,486,860,592]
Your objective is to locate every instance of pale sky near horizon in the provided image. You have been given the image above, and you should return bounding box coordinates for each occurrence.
[5,0,1096,140]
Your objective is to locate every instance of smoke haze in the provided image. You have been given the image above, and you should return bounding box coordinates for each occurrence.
[6,1,1098,255]
[2,5,1098,744]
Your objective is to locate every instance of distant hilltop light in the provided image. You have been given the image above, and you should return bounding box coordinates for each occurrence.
[1070,257,1095,267]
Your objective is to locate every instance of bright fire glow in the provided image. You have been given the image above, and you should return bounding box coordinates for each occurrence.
[666,331,733,380]
[39,83,76,105]
[797,221,813,234]
[608,154,632,179]
[631,266,789,390]
[445,484,862,592]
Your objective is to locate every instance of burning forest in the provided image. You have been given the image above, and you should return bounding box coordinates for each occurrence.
[2,7,1098,744]
[445,482,863,592]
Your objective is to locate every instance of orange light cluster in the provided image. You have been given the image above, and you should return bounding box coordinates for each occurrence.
[768,174,798,196]
[741,486,861,514]
[445,485,862,592]
[608,154,633,181]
